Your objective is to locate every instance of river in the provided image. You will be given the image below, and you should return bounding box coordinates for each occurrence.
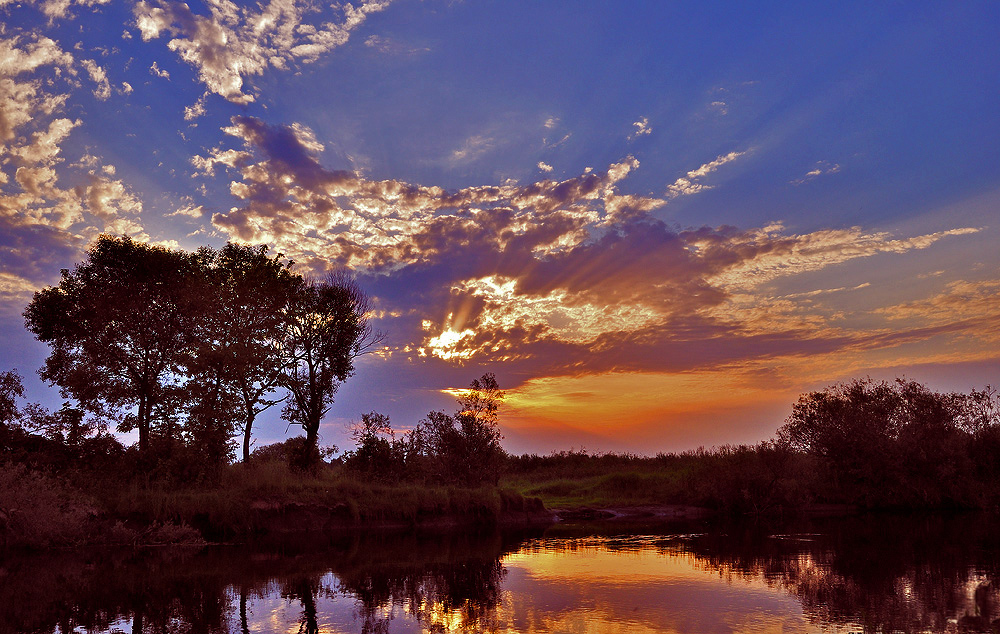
[2,513,998,633]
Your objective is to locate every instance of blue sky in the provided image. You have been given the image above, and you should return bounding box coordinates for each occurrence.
[1,0,998,454]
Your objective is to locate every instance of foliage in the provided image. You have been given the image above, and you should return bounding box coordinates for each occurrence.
[22,236,378,475]
[192,243,301,463]
[778,378,1000,508]
[0,463,96,548]
[0,370,24,425]
[24,235,206,455]
[343,411,409,481]
[281,273,381,469]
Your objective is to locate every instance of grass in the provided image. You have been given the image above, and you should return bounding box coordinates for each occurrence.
[504,469,689,509]
[97,460,539,540]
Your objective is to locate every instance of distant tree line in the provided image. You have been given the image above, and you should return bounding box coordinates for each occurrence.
[341,373,507,487]
[9,235,380,474]
[779,377,1000,508]
[505,377,1000,513]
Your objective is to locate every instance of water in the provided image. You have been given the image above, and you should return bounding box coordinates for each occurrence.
[2,513,999,633]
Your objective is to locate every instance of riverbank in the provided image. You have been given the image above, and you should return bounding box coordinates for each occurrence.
[0,460,555,550]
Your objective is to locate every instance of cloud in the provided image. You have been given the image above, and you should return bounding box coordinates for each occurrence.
[167,203,204,218]
[195,116,983,378]
[537,161,553,173]
[0,35,75,142]
[666,150,745,198]
[628,116,651,140]
[791,161,841,185]
[1,0,112,21]
[875,278,1000,335]
[701,224,979,290]
[364,34,428,55]
[184,94,206,121]
[0,33,147,309]
[449,134,495,164]
[79,58,111,100]
[133,0,391,104]
[149,61,169,79]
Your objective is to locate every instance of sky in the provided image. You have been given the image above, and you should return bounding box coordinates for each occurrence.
[1,0,998,455]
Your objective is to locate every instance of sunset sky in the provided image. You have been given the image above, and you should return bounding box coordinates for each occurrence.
[2,1,998,454]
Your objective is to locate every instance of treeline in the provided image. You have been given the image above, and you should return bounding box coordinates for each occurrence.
[508,378,1000,513]
[9,235,380,474]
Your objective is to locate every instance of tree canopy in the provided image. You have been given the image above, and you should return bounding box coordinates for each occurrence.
[24,236,205,455]
[23,235,379,471]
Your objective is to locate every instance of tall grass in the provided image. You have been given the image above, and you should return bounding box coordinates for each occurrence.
[97,459,541,539]
[503,444,812,515]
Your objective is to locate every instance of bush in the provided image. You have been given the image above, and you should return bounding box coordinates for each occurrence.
[0,463,95,548]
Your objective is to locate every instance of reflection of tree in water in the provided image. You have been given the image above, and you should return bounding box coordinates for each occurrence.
[5,517,1000,633]
[676,514,1000,633]
[332,556,506,632]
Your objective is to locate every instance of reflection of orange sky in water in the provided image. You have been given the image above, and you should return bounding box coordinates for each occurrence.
[496,544,840,634]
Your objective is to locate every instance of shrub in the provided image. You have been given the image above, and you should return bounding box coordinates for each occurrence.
[0,463,95,548]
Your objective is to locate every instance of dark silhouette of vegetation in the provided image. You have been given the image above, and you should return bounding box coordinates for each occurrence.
[24,235,205,456]
[7,233,1000,550]
[191,242,302,463]
[281,272,381,469]
[20,235,378,475]
[779,378,1000,508]
[343,373,506,487]
[506,379,1000,515]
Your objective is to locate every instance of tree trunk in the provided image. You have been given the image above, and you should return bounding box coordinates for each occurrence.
[138,395,150,455]
[243,410,254,462]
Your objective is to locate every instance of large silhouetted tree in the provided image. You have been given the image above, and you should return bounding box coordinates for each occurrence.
[281,273,381,468]
[191,243,301,462]
[24,235,206,456]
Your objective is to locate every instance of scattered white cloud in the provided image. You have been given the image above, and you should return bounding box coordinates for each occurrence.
[183,94,206,121]
[149,61,169,79]
[133,0,392,103]
[449,134,495,164]
[167,203,204,218]
[0,33,148,307]
[364,34,428,55]
[191,116,982,372]
[791,161,841,185]
[80,58,111,100]
[537,161,553,173]
[666,150,745,198]
[629,116,651,140]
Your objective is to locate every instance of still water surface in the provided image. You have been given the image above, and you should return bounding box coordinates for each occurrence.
[2,513,999,633]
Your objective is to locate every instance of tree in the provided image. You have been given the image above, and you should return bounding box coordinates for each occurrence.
[344,411,408,480]
[0,370,24,426]
[23,235,206,456]
[280,273,381,468]
[416,373,506,486]
[191,243,301,462]
[778,378,973,506]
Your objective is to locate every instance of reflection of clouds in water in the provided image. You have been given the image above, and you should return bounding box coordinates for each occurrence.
[499,547,810,634]
[5,518,1000,633]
